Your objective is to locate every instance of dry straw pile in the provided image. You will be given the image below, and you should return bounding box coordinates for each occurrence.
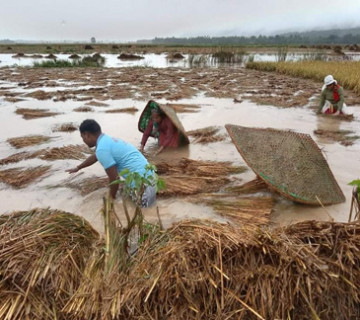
[1,208,360,320]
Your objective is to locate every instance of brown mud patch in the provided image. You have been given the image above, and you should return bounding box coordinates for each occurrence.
[165,103,201,113]
[0,166,50,188]
[7,135,51,149]
[314,129,359,146]
[85,100,109,107]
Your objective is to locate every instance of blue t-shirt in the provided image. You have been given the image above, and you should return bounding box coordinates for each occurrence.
[96,134,149,176]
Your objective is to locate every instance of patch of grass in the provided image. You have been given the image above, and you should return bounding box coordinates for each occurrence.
[246,60,360,94]
[33,55,105,68]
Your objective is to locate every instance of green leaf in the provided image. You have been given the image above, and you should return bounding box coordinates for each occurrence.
[349,180,360,187]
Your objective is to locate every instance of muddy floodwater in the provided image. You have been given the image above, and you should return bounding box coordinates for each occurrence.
[0,65,359,232]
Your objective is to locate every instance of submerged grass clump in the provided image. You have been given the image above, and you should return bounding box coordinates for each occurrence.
[105,107,138,114]
[7,135,51,149]
[187,126,226,143]
[314,129,359,146]
[52,123,78,132]
[15,108,60,119]
[33,55,105,68]
[246,60,360,94]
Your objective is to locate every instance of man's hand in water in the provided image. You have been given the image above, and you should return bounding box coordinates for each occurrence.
[66,166,80,174]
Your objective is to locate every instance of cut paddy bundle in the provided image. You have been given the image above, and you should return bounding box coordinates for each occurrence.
[15,108,60,119]
[158,175,231,197]
[0,150,43,165]
[225,177,269,195]
[0,208,99,320]
[39,144,92,161]
[64,176,109,195]
[105,107,138,114]
[0,165,50,188]
[7,135,51,149]
[0,145,92,165]
[191,196,272,225]
[154,157,246,177]
[100,219,360,320]
[52,122,78,132]
[1,209,360,319]
[187,126,226,143]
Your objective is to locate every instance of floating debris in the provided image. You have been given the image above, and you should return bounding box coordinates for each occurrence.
[105,107,138,114]
[0,166,50,188]
[73,106,93,112]
[118,53,144,60]
[7,135,51,149]
[85,100,109,107]
[165,103,200,113]
[52,122,78,132]
[15,108,60,119]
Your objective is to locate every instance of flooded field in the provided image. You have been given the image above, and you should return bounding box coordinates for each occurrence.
[0,65,359,231]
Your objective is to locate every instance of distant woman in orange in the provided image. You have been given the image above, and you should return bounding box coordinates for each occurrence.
[140,109,180,155]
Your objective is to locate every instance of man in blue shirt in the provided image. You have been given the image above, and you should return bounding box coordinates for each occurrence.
[67,119,156,207]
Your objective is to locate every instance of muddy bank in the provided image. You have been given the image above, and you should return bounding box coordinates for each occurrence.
[1,66,360,108]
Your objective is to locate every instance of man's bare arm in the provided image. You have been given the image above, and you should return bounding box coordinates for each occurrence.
[66,154,98,173]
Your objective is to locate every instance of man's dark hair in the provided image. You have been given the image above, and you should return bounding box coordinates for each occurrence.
[79,119,102,134]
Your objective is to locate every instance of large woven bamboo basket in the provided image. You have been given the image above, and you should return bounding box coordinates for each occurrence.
[138,100,189,145]
[226,124,345,205]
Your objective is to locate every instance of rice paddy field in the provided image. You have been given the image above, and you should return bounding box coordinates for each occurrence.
[1,45,360,319]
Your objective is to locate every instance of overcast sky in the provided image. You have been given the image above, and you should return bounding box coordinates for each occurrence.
[1,0,360,42]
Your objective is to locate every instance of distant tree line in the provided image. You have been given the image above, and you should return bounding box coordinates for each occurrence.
[144,33,360,46]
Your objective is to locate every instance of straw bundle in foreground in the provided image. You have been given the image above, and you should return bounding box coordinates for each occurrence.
[0,150,43,165]
[7,135,51,149]
[0,209,99,320]
[15,108,60,119]
[225,178,269,195]
[111,219,360,320]
[0,165,50,188]
[1,209,360,319]
[165,103,201,113]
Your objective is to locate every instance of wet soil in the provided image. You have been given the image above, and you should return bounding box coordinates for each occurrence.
[0,65,360,232]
